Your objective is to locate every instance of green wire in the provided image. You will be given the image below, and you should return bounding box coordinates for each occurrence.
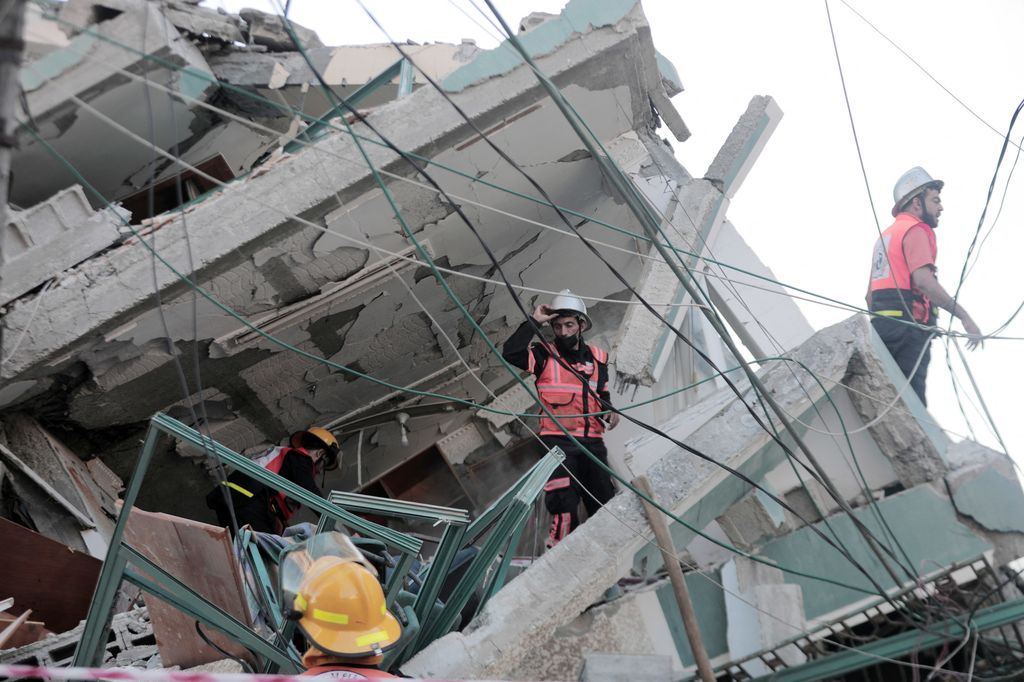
[29,6,954,338]
[17,17,877,596]
[470,1,918,593]
[275,14,882,595]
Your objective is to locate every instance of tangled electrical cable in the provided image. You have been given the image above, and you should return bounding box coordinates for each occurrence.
[18,0,1015,663]
[274,0,959,628]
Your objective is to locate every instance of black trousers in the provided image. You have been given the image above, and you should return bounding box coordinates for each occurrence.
[540,436,615,547]
[205,483,279,535]
[872,317,935,406]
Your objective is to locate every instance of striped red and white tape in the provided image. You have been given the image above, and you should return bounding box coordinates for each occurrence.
[0,664,513,682]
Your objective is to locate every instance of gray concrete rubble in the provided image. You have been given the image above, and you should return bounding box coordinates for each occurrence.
[15,3,217,210]
[0,607,154,668]
[405,315,1024,680]
[7,1,1019,678]
[2,0,732,523]
[0,412,120,556]
[238,8,323,52]
[1,185,129,306]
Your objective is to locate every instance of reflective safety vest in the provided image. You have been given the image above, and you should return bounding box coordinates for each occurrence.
[302,665,398,679]
[532,342,609,438]
[868,213,938,325]
[221,446,315,525]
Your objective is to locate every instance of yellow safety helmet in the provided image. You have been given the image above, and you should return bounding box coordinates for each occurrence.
[290,426,341,471]
[291,556,402,659]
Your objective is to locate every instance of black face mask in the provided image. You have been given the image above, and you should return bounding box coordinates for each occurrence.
[554,332,581,355]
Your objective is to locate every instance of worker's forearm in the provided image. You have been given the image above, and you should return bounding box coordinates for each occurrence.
[912,269,973,321]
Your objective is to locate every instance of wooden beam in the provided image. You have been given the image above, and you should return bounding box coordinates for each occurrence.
[633,476,716,682]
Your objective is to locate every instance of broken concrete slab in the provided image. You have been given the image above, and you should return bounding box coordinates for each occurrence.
[947,462,1024,534]
[238,8,323,52]
[58,0,244,44]
[844,329,949,488]
[1,185,128,306]
[705,96,783,200]
[15,4,217,209]
[403,316,904,679]
[161,2,244,44]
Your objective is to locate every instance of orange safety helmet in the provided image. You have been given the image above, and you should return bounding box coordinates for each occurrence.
[291,556,402,659]
[290,426,341,471]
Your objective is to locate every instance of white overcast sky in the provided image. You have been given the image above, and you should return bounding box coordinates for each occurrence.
[214,0,1024,464]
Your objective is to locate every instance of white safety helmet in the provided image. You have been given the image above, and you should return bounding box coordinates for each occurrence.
[549,289,592,332]
[891,166,943,217]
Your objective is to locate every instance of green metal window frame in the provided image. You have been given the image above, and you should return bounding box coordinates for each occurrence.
[72,412,564,672]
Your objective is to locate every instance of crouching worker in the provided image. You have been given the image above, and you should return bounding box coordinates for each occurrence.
[206,427,341,535]
[281,532,404,679]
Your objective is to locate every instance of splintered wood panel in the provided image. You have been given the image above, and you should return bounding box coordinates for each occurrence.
[0,517,101,633]
[124,508,254,668]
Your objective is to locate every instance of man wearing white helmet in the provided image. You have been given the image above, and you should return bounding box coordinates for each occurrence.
[866,167,983,405]
[502,290,619,548]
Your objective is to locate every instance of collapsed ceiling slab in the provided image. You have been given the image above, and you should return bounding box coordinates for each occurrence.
[2,0,705,516]
[402,315,1024,679]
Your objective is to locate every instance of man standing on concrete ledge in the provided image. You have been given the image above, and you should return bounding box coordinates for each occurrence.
[866,167,984,405]
[502,290,619,548]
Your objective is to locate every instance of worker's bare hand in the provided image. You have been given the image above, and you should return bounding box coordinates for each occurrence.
[532,303,558,324]
[604,411,620,430]
[963,318,984,350]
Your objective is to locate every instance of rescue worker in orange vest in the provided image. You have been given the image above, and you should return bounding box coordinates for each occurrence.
[502,290,619,548]
[206,427,341,535]
[281,532,403,679]
[866,167,983,405]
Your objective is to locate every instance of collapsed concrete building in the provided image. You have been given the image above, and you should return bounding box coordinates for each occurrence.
[3,0,1024,679]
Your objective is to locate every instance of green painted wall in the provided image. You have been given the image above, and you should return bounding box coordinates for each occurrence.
[656,568,729,666]
[758,485,991,619]
[632,400,817,576]
[21,32,96,92]
[949,466,1024,533]
[440,0,690,94]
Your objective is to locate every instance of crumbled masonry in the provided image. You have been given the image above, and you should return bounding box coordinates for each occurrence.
[3,0,1024,679]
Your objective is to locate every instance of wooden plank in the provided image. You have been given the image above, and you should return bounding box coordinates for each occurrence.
[124,508,254,669]
[0,612,52,648]
[0,517,101,633]
[0,610,32,649]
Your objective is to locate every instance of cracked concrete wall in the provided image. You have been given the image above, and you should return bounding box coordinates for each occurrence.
[404,315,1019,679]
[1,185,129,306]
[15,4,217,209]
[403,317,893,678]
[2,0,686,526]
[2,3,658,378]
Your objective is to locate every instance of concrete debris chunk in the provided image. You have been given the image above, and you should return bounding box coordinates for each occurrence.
[239,8,324,52]
[1,185,128,306]
[0,608,154,668]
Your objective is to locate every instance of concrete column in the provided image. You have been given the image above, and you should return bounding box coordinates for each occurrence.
[0,0,27,276]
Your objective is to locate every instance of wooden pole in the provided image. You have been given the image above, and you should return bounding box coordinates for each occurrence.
[633,475,716,682]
